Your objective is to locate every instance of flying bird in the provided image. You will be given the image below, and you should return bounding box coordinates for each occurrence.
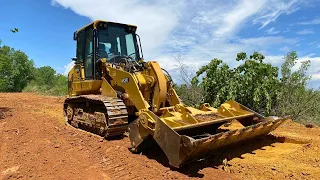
[10,28,19,33]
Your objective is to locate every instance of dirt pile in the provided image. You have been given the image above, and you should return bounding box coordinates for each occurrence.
[0,93,319,180]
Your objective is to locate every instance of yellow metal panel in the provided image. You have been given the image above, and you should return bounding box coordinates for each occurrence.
[108,66,150,111]
[135,72,147,85]
[71,80,102,95]
[147,62,167,112]
[81,80,102,92]
[167,84,182,106]
[101,77,117,97]
[67,64,81,96]
[76,20,138,33]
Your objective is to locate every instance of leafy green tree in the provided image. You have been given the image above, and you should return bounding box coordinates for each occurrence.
[49,74,68,96]
[23,66,68,96]
[275,51,320,123]
[33,66,56,88]
[0,40,68,96]
[0,45,12,91]
[187,50,319,124]
[191,58,235,107]
[192,52,278,115]
[0,43,34,92]
[235,52,279,114]
[174,83,204,106]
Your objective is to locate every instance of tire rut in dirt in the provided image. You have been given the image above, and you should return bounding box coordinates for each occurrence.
[102,155,139,179]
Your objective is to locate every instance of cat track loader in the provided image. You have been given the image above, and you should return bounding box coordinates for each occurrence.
[64,20,287,167]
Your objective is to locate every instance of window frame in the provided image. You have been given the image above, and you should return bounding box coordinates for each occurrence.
[83,25,94,80]
[76,31,84,63]
[97,26,141,61]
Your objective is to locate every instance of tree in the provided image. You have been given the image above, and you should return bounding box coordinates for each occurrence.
[189,51,320,124]
[0,40,68,96]
[23,66,68,96]
[0,43,34,92]
[234,52,279,114]
[173,55,204,106]
[48,74,68,96]
[33,66,57,88]
[192,52,279,115]
[275,51,320,123]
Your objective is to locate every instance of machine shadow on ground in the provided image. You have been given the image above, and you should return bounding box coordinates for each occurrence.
[141,134,291,178]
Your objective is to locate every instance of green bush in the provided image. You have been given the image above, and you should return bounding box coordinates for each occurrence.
[0,42,34,92]
[174,83,204,106]
[192,52,279,115]
[0,41,68,96]
[178,51,320,125]
[274,52,320,124]
[23,67,68,96]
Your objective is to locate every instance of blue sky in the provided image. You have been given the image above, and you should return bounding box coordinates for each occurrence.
[1,0,320,88]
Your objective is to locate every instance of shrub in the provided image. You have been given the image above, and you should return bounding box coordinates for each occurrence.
[176,51,320,125]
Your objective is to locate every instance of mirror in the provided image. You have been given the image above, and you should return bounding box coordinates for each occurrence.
[73,32,78,40]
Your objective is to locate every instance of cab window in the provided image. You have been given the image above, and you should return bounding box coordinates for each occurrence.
[84,26,93,79]
[76,31,84,62]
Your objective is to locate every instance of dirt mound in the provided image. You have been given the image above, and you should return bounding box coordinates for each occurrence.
[0,93,319,180]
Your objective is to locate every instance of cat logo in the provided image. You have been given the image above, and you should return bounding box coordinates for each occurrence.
[121,77,129,84]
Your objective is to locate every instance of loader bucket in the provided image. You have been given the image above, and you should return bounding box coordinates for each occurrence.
[129,101,287,167]
[165,117,285,167]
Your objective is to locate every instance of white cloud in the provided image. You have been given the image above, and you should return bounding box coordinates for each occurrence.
[52,0,300,56]
[52,0,184,60]
[297,17,320,25]
[280,46,291,52]
[266,27,281,34]
[265,55,284,66]
[241,36,297,47]
[253,0,299,29]
[52,0,319,88]
[296,29,314,35]
[154,55,207,72]
[164,0,300,67]
[213,0,267,36]
[290,55,320,82]
[189,0,294,37]
[190,0,299,35]
[312,74,320,80]
[64,61,74,76]
[265,54,320,88]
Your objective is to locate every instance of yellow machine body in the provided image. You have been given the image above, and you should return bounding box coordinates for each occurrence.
[65,20,287,167]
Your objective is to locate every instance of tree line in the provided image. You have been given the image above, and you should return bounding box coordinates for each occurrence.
[0,41,68,96]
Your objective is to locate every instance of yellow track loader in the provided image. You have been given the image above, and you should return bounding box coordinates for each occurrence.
[64,20,287,167]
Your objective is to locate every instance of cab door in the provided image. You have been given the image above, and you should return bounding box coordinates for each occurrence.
[83,25,94,79]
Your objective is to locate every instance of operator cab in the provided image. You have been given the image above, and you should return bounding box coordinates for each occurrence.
[73,20,143,80]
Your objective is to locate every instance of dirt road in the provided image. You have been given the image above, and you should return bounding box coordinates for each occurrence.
[0,93,319,180]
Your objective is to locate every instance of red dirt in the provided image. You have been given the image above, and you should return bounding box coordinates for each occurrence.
[0,93,319,180]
